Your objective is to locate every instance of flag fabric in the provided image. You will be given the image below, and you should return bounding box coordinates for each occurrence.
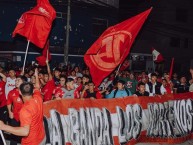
[36,40,51,66]
[152,48,164,63]
[12,0,56,48]
[84,8,152,86]
[120,59,130,71]
[169,57,174,79]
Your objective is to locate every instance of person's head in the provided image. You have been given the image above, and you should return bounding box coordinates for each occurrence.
[65,78,75,90]
[0,66,3,73]
[117,80,125,90]
[88,81,95,91]
[59,75,66,87]
[77,77,82,84]
[28,70,34,76]
[141,77,147,84]
[15,75,27,88]
[19,82,34,102]
[71,70,76,76]
[164,73,170,81]
[151,73,157,83]
[38,70,44,79]
[30,75,36,85]
[85,69,90,75]
[190,68,193,75]
[74,66,80,73]
[54,68,61,78]
[82,75,90,84]
[9,69,16,78]
[162,79,167,87]
[141,71,146,76]
[43,72,49,83]
[138,82,146,93]
[130,73,135,80]
[173,73,178,79]
[180,76,186,84]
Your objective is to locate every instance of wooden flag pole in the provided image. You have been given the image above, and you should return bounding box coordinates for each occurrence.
[152,57,155,72]
[0,130,6,145]
[115,63,122,78]
[22,40,30,74]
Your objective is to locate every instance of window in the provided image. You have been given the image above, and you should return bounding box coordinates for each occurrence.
[170,37,180,47]
[176,8,188,23]
[92,18,108,37]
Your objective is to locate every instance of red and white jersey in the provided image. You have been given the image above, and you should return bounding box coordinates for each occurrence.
[5,77,16,99]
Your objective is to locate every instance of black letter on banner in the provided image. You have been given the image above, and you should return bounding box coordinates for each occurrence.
[158,103,167,137]
[79,108,88,145]
[180,100,188,134]
[153,103,159,137]
[43,117,51,144]
[50,110,65,145]
[69,108,80,145]
[86,108,96,145]
[125,105,134,141]
[186,99,193,132]
[174,100,184,135]
[147,103,154,137]
[164,101,174,137]
[147,103,159,137]
[116,106,127,143]
[102,108,113,145]
[132,104,142,139]
[94,108,103,144]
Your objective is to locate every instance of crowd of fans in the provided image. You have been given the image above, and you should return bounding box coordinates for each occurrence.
[0,60,193,144]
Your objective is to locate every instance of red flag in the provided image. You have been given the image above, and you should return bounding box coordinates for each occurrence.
[36,40,51,66]
[169,57,174,79]
[120,59,130,71]
[152,48,164,63]
[84,8,152,86]
[12,0,56,48]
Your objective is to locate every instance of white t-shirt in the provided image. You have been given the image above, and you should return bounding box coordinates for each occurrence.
[145,83,156,96]
[5,77,16,99]
[160,85,167,95]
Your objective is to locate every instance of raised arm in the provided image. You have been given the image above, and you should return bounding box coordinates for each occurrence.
[34,68,40,90]
[46,60,52,80]
[0,72,6,82]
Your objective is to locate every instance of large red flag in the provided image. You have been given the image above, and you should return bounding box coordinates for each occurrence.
[12,0,56,48]
[36,40,51,66]
[84,8,152,86]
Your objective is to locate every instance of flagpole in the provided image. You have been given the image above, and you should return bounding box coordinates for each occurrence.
[22,40,30,74]
[152,57,155,73]
[115,63,122,78]
[0,130,6,145]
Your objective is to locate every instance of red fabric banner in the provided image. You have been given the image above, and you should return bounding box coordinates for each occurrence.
[12,0,56,48]
[84,8,152,87]
[43,92,193,145]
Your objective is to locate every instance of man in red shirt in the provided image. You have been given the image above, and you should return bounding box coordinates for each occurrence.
[7,75,27,145]
[0,72,7,123]
[0,69,45,145]
[40,60,55,102]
